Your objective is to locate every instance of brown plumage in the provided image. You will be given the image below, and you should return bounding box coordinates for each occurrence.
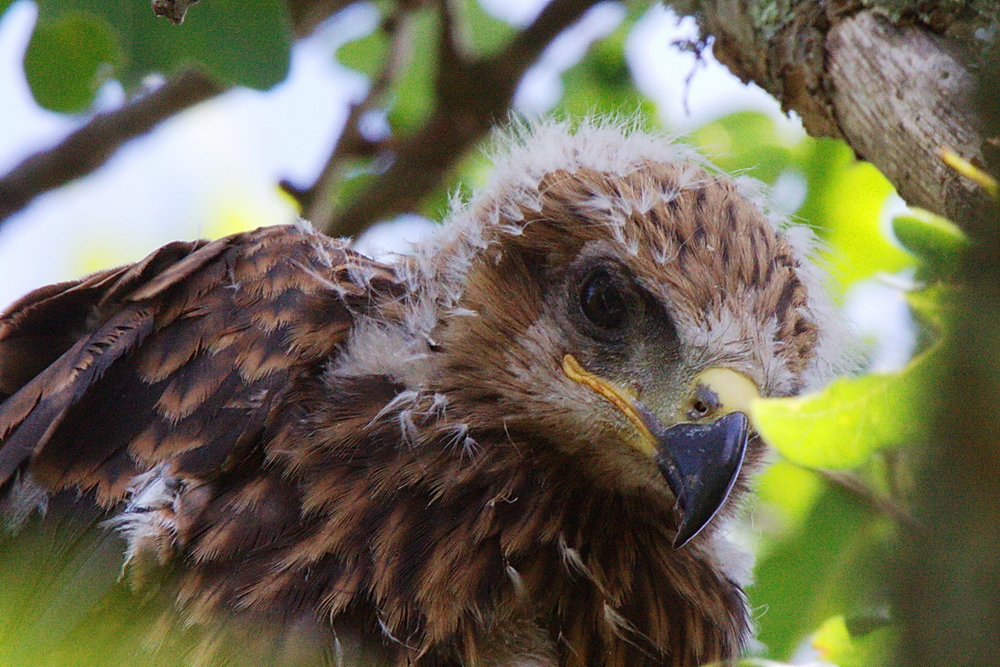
[0,121,841,667]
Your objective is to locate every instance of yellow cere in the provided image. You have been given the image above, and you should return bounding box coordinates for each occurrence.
[694,367,760,415]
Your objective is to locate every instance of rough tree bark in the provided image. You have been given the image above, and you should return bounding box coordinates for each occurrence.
[674,0,996,223]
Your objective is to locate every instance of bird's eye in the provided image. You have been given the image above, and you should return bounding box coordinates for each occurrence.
[580,270,628,329]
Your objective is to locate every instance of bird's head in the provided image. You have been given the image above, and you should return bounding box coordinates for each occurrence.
[380,121,842,547]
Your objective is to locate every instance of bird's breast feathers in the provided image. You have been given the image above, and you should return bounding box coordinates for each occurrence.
[0,120,844,667]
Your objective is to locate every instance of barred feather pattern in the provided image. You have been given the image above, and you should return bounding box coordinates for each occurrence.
[0,122,842,667]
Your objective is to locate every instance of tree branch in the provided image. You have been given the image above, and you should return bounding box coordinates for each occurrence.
[0,0,355,229]
[288,4,413,220]
[0,70,223,227]
[286,0,357,38]
[314,0,605,237]
[674,0,993,223]
[896,42,1000,664]
[817,468,917,531]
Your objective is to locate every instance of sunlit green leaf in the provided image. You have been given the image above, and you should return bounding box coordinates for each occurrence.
[749,486,891,660]
[691,111,793,185]
[387,6,438,134]
[24,11,119,113]
[813,616,854,663]
[892,208,969,281]
[812,615,894,667]
[454,0,515,57]
[337,26,388,78]
[906,283,958,332]
[751,346,938,469]
[787,139,912,291]
[753,460,824,541]
[819,161,912,289]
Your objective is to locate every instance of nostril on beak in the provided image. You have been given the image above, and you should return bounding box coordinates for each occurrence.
[687,384,722,421]
[689,399,710,420]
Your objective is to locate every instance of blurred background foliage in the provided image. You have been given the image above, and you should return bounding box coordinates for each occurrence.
[0,0,961,664]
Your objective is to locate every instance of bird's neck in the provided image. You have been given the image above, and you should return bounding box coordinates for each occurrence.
[289,373,750,665]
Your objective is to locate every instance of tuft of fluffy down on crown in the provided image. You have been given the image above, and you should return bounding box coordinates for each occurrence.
[0,119,848,667]
[337,118,845,396]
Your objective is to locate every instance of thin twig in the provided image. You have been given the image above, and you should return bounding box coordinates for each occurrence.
[290,4,414,219]
[0,0,352,227]
[316,0,603,237]
[819,468,919,531]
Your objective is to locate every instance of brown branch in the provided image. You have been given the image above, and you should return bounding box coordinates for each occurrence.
[0,0,353,228]
[674,1,992,224]
[0,70,223,227]
[289,5,414,219]
[315,0,605,237]
[286,0,357,38]
[151,0,201,24]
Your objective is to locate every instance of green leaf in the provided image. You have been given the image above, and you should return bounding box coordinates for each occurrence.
[788,139,913,290]
[817,160,912,289]
[892,208,969,281]
[454,0,515,58]
[24,12,119,113]
[812,615,894,667]
[557,7,652,118]
[26,0,292,112]
[749,486,891,659]
[906,283,958,331]
[690,111,793,185]
[753,459,825,539]
[337,27,388,78]
[387,6,439,134]
[751,346,939,469]
[812,616,854,663]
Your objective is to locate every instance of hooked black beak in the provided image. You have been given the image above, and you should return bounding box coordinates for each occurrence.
[651,412,750,548]
[561,355,756,549]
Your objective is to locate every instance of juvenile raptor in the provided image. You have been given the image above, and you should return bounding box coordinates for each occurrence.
[0,122,841,666]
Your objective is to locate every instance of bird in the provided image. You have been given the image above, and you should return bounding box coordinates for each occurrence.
[0,120,842,667]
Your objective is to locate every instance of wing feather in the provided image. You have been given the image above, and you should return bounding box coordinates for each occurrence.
[0,224,397,506]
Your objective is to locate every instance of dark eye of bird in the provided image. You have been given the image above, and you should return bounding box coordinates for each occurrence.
[580,270,628,329]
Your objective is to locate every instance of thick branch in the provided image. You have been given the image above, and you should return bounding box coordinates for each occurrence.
[675,1,990,223]
[286,0,357,38]
[290,5,413,219]
[0,70,222,225]
[316,0,604,237]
